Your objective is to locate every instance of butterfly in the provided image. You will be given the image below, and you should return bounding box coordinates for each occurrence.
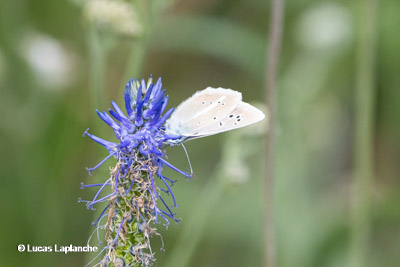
[164,87,266,145]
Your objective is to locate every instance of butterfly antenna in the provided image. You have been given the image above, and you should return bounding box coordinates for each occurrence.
[181,144,195,178]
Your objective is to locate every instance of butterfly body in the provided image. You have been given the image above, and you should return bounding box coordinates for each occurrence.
[165,87,265,145]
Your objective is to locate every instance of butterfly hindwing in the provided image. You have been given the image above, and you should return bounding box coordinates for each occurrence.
[192,101,265,136]
[165,87,242,136]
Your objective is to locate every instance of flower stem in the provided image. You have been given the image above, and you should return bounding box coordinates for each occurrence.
[88,27,107,112]
[264,0,284,266]
[350,0,378,266]
[119,0,159,100]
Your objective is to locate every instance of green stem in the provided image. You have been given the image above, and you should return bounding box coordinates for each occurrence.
[264,0,284,266]
[85,27,109,265]
[122,34,148,84]
[88,27,107,112]
[350,0,378,266]
[165,131,264,267]
[164,177,222,267]
[119,0,159,100]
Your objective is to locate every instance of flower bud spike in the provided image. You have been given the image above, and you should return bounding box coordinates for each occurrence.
[81,76,193,266]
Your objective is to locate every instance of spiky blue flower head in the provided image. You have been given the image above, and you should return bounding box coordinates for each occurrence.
[81,76,191,267]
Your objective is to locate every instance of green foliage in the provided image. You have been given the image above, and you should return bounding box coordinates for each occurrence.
[1,0,400,266]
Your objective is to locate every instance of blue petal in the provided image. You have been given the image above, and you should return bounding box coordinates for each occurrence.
[160,95,169,114]
[141,78,146,93]
[83,129,117,151]
[150,89,165,111]
[111,101,128,121]
[135,85,144,126]
[124,79,135,117]
[96,110,120,132]
[143,83,154,106]
[154,107,174,127]
[150,77,162,100]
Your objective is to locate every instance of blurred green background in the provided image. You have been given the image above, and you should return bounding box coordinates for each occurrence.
[1,0,399,266]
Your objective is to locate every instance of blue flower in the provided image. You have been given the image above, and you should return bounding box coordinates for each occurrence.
[81,76,192,266]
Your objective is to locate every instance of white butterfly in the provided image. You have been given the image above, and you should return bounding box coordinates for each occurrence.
[165,87,266,145]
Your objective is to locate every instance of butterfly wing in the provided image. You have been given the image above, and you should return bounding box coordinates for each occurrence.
[192,101,265,136]
[165,87,242,137]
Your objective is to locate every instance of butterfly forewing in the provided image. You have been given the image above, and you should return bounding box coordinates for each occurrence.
[192,101,265,136]
[165,87,242,136]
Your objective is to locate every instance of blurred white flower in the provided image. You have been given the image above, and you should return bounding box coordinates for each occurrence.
[21,32,76,90]
[221,103,267,185]
[224,159,250,184]
[296,2,353,53]
[84,0,142,36]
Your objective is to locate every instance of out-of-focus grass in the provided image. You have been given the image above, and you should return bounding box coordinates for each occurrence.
[1,0,400,267]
